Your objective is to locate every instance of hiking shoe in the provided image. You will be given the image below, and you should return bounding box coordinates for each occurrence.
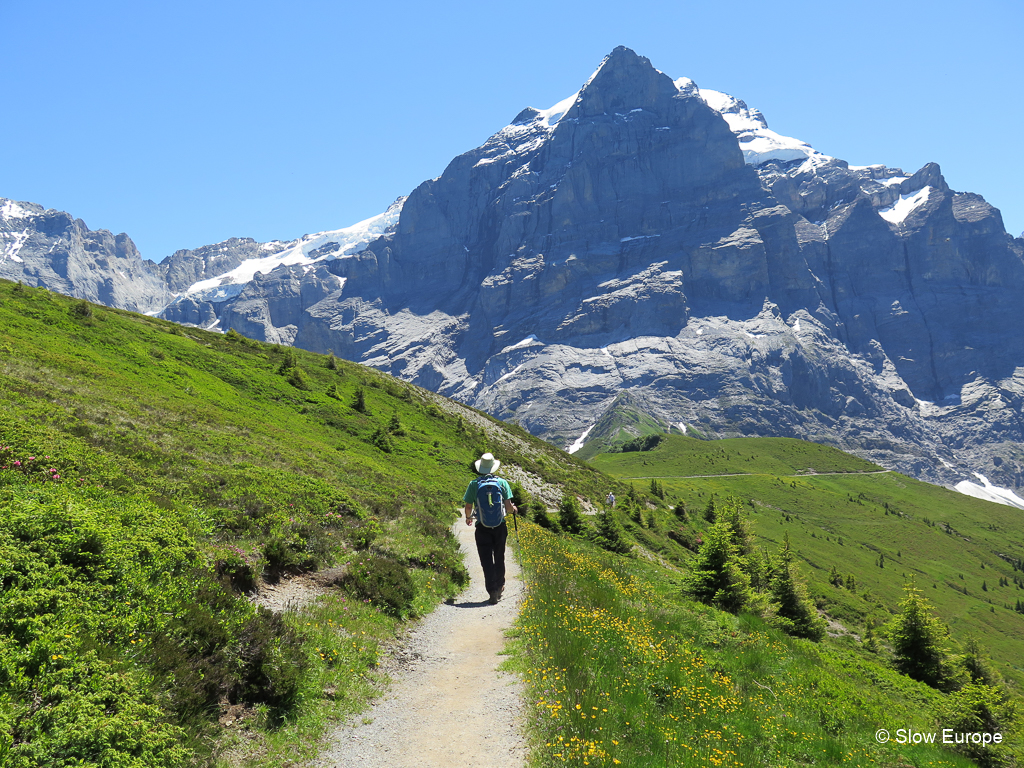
[488,591,499,605]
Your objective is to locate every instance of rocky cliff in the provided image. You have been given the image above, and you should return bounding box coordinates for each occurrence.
[0,199,171,314]
[5,47,1024,490]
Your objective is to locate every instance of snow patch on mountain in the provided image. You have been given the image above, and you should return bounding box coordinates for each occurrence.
[566,423,595,454]
[693,84,827,167]
[184,199,403,301]
[538,92,580,128]
[2,230,30,263]
[954,473,1024,510]
[503,335,542,352]
[879,187,932,224]
[1,200,39,220]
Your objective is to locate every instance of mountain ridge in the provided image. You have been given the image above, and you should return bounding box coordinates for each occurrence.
[4,46,1024,492]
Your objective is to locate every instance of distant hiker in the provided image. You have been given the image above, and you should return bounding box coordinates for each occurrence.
[464,452,517,605]
[606,492,616,508]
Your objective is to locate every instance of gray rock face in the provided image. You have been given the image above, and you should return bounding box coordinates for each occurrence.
[293,46,1024,487]
[159,238,273,293]
[7,47,1024,492]
[0,199,172,314]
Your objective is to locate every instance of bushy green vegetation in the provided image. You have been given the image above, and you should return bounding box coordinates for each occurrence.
[591,434,1024,690]
[0,280,604,766]
[574,432,1024,765]
[510,521,1006,767]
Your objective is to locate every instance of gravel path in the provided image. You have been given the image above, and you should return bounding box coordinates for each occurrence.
[315,519,527,768]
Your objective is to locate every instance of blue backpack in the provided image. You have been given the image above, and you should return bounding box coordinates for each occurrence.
[475,475,506,528]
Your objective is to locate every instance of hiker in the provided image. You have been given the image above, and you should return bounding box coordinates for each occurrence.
[463,452,517,604]
[606,492,616,508]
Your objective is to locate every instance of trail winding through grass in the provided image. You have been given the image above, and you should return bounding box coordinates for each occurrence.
[316,520,526,768]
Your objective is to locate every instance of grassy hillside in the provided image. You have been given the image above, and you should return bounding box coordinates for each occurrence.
[0,279,609,767]
[510,521,992,767]
[498,434,1024,767]
[589,434,881,476]
[590,434,1024,689]
[4,278,1023,767]
[572,391,685,460]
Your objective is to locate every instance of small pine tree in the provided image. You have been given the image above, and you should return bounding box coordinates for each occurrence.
[645,509,657,531]
[935,683,1016,766]
[278,348,298,374]
[326,352,339,370]
[862,619,879,653]
[509,482,530,511]
[682,517,751,613]
[673,502,688,522]
[530,500,554,529]
[287,367,310,390]
[887,583,961,691]
[625,496,643,526]
[748,547,774,594]
[370,427,393,453]
[388,412,405,436]
[962,636,1001,687]
[353,387,368,413]
[596,508,631,554]
[557,493,584,535]
[768,552,826,641]
[845,574,857,592]
[703,494,717,523]
[828,565,843,587]
[717,497,754,557]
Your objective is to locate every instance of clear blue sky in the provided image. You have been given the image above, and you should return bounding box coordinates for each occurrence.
[3,0,1021,261]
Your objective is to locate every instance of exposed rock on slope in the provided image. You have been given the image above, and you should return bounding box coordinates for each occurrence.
[0,199,171,314]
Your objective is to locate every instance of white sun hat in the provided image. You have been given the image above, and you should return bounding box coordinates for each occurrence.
[474,452,501,474]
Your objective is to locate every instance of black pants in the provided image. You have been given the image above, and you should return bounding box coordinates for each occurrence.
[474,520,508,595]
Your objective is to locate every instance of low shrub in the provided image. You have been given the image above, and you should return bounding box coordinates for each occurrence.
[342,555,416,617]
[263,528,319,580]
[235,606,308,717]
[413,545,469,588]
[146,575,239,725]
[211,543,265,593]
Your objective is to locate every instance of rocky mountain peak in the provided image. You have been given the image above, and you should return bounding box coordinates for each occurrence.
[564,46,683,120]
[7,48,1024,495]
[900,161,949,195]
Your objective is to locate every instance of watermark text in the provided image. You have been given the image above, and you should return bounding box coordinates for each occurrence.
[875,728,1003,745]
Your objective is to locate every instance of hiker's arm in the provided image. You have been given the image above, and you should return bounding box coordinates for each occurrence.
[464,502,474,525]
[504,499,517,515]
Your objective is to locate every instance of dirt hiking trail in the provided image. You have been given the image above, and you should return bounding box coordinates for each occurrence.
[316,519,527,768]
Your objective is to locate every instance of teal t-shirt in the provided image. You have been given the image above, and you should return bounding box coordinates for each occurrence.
[463,475,513,506]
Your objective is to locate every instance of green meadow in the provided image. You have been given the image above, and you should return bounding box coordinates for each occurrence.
[501,435,1023,767]
[0,279,599,767]
[589,435,1024,688]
